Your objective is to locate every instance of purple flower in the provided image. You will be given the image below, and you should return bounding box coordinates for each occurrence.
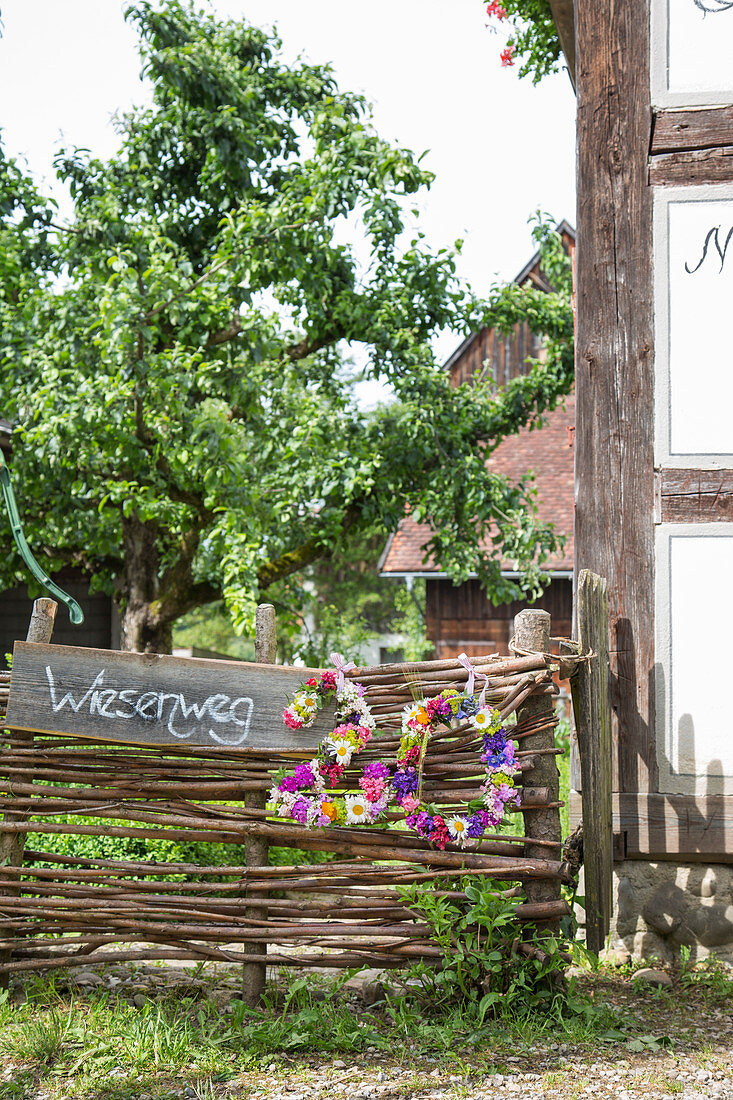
[363,761,390,780]
[467,810,490,838]
[293,764,315,789]
[482,728,507,756]
[291,798,310,823]
[391,767,419,799]
[412,811,434,838]
[278,776,300,793]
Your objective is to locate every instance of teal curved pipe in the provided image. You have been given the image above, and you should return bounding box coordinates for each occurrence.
[0,452,84,625]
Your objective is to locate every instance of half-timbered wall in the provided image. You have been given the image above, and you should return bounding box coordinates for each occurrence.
[574,0,733,859]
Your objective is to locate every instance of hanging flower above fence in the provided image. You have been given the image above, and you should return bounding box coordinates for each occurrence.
[270,656,521,848]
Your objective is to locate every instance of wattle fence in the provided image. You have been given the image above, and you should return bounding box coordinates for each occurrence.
[0,600,576,997]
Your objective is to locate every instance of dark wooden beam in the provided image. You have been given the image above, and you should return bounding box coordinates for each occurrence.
[574,0,657,794]
[656,469,733,524]
[569,792,733,860]
[650,146,733,187]
[652,106,733,154]
[548,0,576,89]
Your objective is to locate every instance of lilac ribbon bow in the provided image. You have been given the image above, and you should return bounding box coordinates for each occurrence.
[330,652,356,693]
[457,652,490,708]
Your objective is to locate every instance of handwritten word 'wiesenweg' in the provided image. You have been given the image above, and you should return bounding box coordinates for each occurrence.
[685,226,733,274]
[45,665,253,746]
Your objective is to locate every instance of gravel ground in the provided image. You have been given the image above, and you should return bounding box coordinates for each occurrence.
[1,963,731,1100]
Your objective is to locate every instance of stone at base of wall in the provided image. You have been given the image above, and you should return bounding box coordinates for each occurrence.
[596,861,733,966]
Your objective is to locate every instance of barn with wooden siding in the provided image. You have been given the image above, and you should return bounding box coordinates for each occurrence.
[380,225,576,661]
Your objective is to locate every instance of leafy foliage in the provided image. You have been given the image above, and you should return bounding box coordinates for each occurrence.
[0,1,573,652]
[487,1,565,83]
[399,876,578,1018]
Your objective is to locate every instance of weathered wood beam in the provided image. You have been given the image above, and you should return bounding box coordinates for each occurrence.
[655,469,733,524]
[651,106,733,154]
[548,0,576,89]
[569,792,733,861]
[575,0,657,794]
[570,571,612,955]
[649,146,733,186]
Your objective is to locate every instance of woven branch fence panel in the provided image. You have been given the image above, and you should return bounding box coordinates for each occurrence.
[0,613,572,978]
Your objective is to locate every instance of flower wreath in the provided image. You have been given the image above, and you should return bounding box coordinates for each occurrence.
[270,653,521,849]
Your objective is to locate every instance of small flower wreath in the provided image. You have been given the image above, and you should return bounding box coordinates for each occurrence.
[270,653,521,849]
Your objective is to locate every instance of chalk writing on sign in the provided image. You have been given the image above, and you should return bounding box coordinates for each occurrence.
[693,1,733,14]
[5,641,333,750]
[684,226,733,274]
[45,665,253,745]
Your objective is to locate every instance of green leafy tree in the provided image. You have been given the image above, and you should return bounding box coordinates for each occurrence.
[0,1,573,653]
[485,1,564,83]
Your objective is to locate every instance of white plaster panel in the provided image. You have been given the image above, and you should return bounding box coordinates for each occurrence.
[654,186,733,466]
[656,525,733,794]
[652,0,733,106]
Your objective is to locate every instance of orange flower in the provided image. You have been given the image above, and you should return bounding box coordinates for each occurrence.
[320,801,338,821]
[416,706,430,725]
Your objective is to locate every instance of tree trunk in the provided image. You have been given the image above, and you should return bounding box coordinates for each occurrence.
[119,513,172,654]
[120,604,173,654]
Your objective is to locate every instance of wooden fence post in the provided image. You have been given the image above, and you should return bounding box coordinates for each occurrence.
[570,570,612,955]
[513,608,563,926]
[241,603,275,1006]
[0,597,57,987]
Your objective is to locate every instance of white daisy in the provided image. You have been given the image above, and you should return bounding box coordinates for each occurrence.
[344,794,372,825]
[294,691,318,714]
[324,737,353,766]
[469,706,500,732]
[401,700,426,730]
[447,816,470,846]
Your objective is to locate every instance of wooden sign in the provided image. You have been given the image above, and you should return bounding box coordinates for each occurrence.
[5,642,337,751]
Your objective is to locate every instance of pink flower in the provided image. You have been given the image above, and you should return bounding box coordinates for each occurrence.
[400,794,420,813]
[398,745,421,766]
[359,776,386,802]
[429,815,451,850]
[283,708,304,730]
[356,726,372,747]
[319,763,345,787]
[486,1,508,18]
[500,45,516,67]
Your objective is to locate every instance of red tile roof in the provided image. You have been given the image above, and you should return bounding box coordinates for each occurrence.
[380,394,575,575]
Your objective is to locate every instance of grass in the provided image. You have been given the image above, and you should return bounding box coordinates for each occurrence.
[0,956,730,1099]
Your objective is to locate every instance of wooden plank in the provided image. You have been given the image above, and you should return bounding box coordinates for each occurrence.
[570,570,612,954]
[652,106,733,154]
[242,604,275,1007]
[575,0,657,794]
[657,468,733,522]
[650,147,733,186]
[6,642,334,751]
[514,610,562,926]
[570,791,733,860]
[616,793,733,860]
[547,0,576,87]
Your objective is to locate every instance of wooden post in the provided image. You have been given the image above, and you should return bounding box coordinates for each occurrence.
[241,603,276,1006]
[570,570,612,955]
[0,597,57,987]
[513,609,562,925]
[574,0,656,798]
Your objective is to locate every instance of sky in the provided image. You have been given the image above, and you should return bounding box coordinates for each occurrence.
[0,0,576,368]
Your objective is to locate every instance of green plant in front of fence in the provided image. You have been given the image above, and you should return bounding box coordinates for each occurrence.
[396,877,584,1021]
